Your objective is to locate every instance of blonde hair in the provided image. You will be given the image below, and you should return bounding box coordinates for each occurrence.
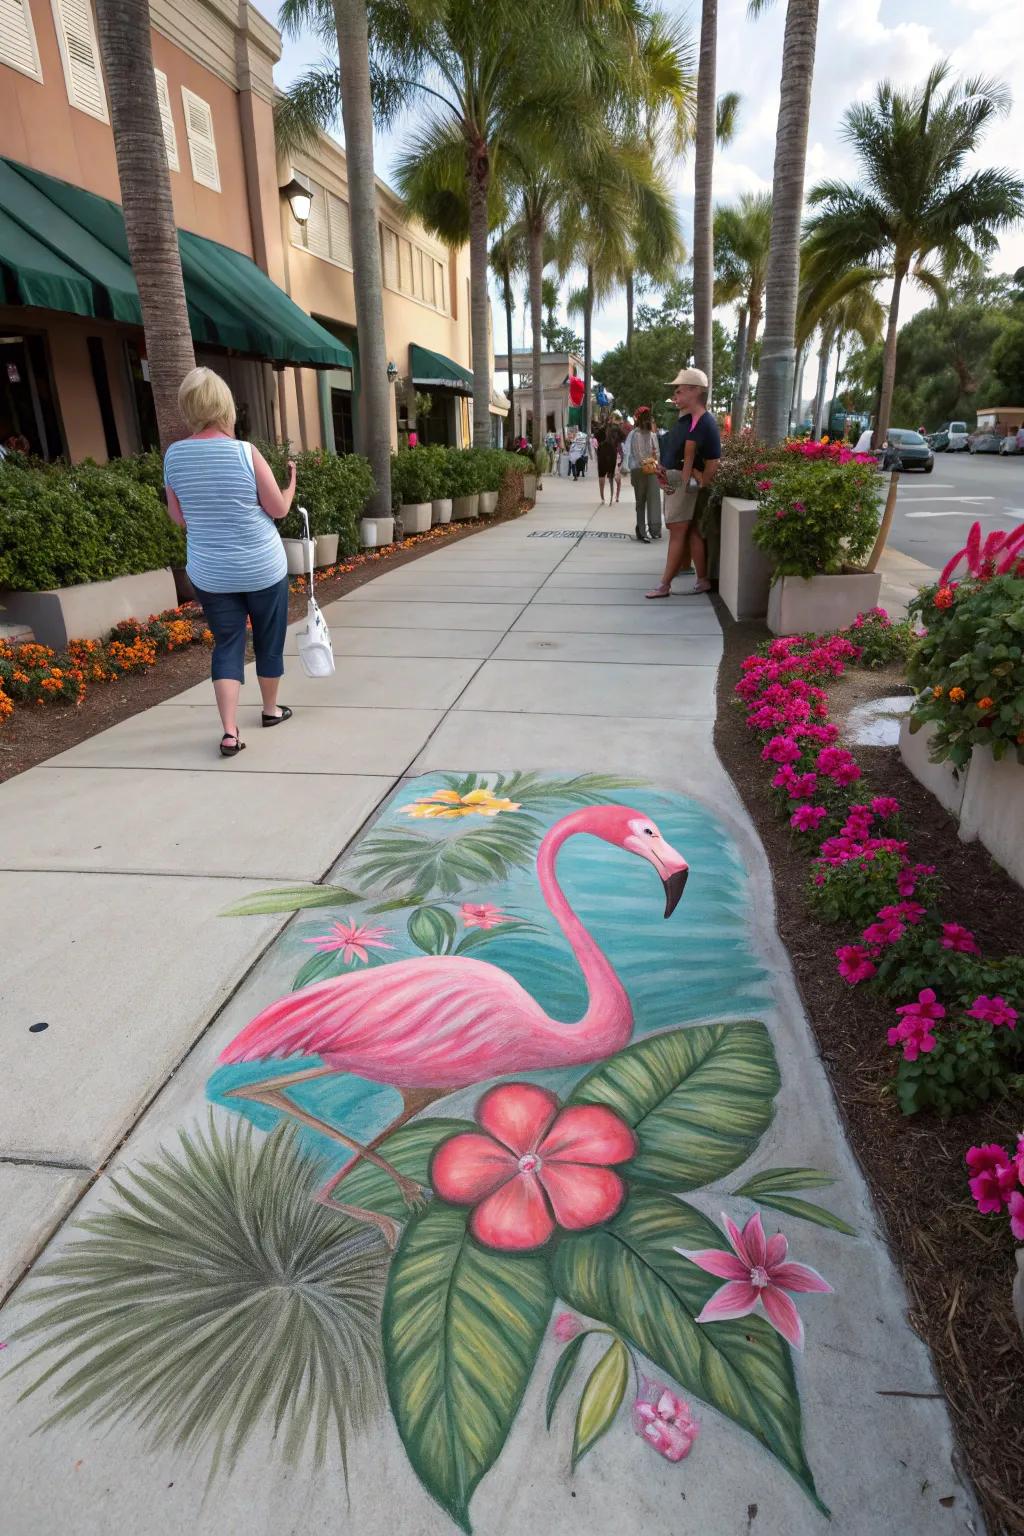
[178,366,236,434]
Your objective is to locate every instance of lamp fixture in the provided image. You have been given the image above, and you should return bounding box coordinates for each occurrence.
[280,174,313,226]
[386,361,399,382]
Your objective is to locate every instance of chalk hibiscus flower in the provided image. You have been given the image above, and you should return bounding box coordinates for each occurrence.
[304,919,393,964]
[431,1083,636,1251]
[676,1211,832,1350]
[460,902,510,930]
[401,787,522,819]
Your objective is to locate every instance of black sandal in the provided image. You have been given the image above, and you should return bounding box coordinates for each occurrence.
[220,731,246,758]
[261,705,293,728]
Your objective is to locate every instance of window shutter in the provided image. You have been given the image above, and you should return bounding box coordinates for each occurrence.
[399,239,412,293]
[153,69,179,172]
[1,0,42,80]
[180,86,220,191]
[304,180,329,257]
[327,193,352,267]
[50,0,107,120]
[422,256,435,307]
[381,226,398,287]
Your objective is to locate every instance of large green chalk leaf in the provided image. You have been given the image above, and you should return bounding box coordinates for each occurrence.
[384,1202,554,1533]
[571,1337,629,1469]
[219,884,361,917]
[553,1190,826,1514]
[570,1022,780,1191]
[339,1119,475,1222]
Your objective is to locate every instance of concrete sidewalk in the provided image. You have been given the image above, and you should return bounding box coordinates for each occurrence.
[0,475,978,1534]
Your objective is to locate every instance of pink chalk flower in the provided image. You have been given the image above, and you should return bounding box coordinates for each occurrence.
[304,918,394,965]
[553,1311,584,1343]
[460,902,511,930]
[966,995,1019,1030]
[676,1210,832,1350]
[431,1083,636,1251]
[633,1379,699,1462]
[940,922,979,954]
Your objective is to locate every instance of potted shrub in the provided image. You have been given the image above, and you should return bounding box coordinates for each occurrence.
[715,436,787,621]
[390,447,440,534]
[444,448,482,520]
[476,449,504,516]
[416,446,451,523]
[271,446,375,567]
[752,442,884,634]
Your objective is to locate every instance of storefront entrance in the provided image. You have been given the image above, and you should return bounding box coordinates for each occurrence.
[0,332,63,458]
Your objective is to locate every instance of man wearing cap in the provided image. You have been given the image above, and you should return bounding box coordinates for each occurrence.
[648,367,721,597]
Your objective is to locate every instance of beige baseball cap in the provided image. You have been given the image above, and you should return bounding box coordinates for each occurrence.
[667,367,709,388]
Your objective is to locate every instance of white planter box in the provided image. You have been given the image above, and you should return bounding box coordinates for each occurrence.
[0,567,177,649]
[720,497,773,621]
[767,571,883,636]
[478,490,499,516]
[522,473,537,502]
[451,495,479,521]
[315,533,339,567]
[960,746,1024,887]
[282,538,306,576]
[898,717,966,818]
[400,502,432,535]
[558,453,571,476]
[432,498,453,525]
[359,516,394,548]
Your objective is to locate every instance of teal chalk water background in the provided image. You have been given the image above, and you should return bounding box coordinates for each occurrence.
[208,775,773,1169]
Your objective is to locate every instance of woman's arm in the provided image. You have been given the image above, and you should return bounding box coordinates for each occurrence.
[251,446,297,521]
[165,484,185,527]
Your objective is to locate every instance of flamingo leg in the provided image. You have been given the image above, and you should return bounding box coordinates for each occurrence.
[317,1086,443,1204]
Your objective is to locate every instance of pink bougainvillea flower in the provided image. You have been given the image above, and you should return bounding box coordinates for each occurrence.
[553,1312,584,1343]
[788,772,819,800]
[940,922,979,954]
[303,919,393,964]
[887,988,945,1061]
[879,901,926,926]
[1009,1191,1024,1242]
[762,734,803,765]
[676,1211,832,1351]
[460,902,510,930]
[966,1144,1019,1213]
[871,796,900,818]
[791,804,827,832]
[836,944,877,985]
[966,995,1019,1030]
[633,1380,699,1462]
[431,1083,636,1251]
[862,917,904,948]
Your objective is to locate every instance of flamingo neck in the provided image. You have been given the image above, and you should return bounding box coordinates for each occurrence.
[536,814,631,1052]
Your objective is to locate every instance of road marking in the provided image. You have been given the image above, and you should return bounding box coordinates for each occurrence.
[903,509,995,518]
[898,495,993,504]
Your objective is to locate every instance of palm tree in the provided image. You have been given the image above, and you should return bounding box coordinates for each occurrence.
[490,228,524,442]
[714,191,772,429]
[803,287,884,438]
[804,63,1024,447]
[542,276,559,346]
[94,0,194,450]
[750,0,820,443]
[691,0,717,386]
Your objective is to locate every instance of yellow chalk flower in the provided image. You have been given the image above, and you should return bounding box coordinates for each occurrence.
[402,788,522,820]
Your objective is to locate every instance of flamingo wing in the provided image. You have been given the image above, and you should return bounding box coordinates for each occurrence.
[218,954,553,1089]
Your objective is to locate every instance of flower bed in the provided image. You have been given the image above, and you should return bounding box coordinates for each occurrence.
[0,604,212,724]
[735,609,1024,1120]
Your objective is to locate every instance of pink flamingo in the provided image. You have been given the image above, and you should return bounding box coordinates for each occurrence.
[220,805,689,1244]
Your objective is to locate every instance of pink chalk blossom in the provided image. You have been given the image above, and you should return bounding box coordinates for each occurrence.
[553,1312,584,1343]
[460,902,511,930]
[633,1380,699,1462]
[304,919,394,965]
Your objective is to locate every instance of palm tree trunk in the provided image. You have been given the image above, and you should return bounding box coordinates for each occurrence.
[334,0,390,513]
[734,292,760,430]
[583,265,594,440]
[832,325,846,436]
[692,0,717,388]
[791,340,809,426]
[731,307,748,422]
[95,0,194,452]
[529,221,544,449]
[753,0,820,443]
[811,328,830,438]
[874,264,905,448]
[503,273,515,447]
[466,138,493,448]
[625,271,635,352]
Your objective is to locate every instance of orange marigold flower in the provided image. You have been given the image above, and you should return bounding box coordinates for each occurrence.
[932,686,943,699]
[978,696,995,710]
[948,686,966,702]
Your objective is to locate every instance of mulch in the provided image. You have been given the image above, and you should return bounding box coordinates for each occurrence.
[713,601,1024,1535]
[0,502,529,785]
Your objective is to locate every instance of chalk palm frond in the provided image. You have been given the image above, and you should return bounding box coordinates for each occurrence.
[8,1120,387,1478]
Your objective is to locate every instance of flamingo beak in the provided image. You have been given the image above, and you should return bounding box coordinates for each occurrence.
[662,866,688,918]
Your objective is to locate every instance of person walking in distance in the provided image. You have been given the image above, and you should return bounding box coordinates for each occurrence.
[647,368,721,597]
[625,406,662,542]
[596,414,623,504]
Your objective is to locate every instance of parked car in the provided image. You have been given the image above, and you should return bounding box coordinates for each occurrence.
[927,428,950,451]
[998,434,1020,455]
[969,432,1002,455]
[884,428,934,472]
[944,421,970,451]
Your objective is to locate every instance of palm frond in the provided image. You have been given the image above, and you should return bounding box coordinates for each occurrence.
[8,1120,387,1476]
[349,819,545,899]
[716,90,742,147]
[273,64,342,155]
[436,771,648,808]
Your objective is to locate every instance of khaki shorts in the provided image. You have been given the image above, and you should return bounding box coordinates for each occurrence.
[662,471,700,526]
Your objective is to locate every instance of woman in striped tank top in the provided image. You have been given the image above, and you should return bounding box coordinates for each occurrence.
[164,368,296,757]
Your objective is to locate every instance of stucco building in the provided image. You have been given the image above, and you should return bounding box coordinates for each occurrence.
[493,349,585,442]
[0,0,491,461]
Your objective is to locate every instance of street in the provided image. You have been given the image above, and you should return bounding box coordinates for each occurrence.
[886,448,1024,569]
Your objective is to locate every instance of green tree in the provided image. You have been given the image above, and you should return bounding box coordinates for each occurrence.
[714,191,773,428]
[990,319,1024,402]
[490,227,526,444]
[804,62,1024,446]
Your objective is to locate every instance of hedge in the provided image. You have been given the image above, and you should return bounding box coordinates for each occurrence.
[256,442,374,554]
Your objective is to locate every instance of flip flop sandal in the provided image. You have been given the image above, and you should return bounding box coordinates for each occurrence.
[681,581,712,596]
[262,705,293,727]
[220,732,246,758]
[645,585,672,599]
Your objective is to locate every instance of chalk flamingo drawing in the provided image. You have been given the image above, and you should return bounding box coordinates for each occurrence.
[220,805,689,1243]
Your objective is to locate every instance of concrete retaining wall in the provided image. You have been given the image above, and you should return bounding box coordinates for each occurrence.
[720,497,772,621]
[0,568,178,649]
[899,716,1024,888]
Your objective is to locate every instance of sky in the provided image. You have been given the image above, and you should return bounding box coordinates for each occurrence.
[260,0,1024,379]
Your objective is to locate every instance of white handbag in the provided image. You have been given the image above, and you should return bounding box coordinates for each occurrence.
[295,507,336,678]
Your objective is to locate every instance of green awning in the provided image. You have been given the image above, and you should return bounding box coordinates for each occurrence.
[410,342,473,395]
[0,158,351,369]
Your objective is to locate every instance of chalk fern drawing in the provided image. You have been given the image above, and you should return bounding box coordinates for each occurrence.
[8,774,851,1532]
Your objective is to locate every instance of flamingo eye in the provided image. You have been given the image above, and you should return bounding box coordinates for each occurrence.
[643,827,654,837]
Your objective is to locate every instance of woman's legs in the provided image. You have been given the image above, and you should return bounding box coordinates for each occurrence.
[614,471,621,502]
[249,575,290,713]
[646,475,663,540]
[599,473,609,503]
[629,470,648,539]
[213,679,242,737]
[193,586,248,742]
[647,523,690,596]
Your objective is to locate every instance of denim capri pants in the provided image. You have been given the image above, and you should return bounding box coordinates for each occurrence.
[191,574,290,683]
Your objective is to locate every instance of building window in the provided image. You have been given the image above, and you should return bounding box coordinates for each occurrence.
[304,181,330,259]
[180,86,220,192]
[381,225,399,287]
[399,238,413,294]
[1,0,42,80]
[153,69,179,172]
[293,182,353,268]
[50,0,107,120]
[326,191,352,266]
